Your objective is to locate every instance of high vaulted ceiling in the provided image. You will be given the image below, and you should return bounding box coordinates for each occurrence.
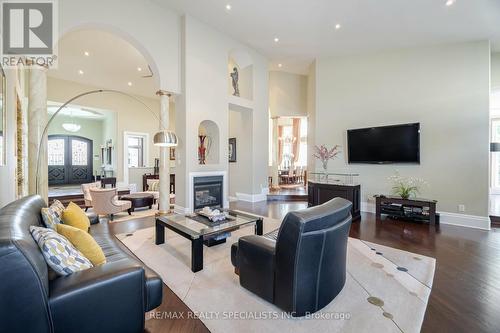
[158,0,500,74]
[49,30,158,98]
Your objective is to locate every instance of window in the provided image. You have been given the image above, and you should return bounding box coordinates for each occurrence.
[48,138,65,166]
[127,136,145,168]
[297,118,308,167]
[280,126,293,169]
[71,139,88,166]
[278,117,308,169]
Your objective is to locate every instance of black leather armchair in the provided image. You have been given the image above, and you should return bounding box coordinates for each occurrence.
[0,195,163,333]
[231,197,352,317]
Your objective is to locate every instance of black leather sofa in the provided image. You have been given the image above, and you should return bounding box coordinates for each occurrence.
[0,195,163,333]
[231,197,352,317]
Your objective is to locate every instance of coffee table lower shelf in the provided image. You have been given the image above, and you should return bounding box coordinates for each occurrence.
[155,216,263,272]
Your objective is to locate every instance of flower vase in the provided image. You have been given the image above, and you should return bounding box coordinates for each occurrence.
[198,135,207,164]
[322,160,328,181]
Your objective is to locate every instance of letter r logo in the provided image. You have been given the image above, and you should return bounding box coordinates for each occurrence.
[2,1,53,54]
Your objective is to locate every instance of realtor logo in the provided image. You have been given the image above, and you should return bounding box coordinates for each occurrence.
[1,0,57,67]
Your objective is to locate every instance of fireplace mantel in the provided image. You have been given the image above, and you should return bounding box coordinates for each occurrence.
[188,171,228,213]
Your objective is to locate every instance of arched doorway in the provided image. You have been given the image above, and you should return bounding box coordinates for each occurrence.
[48,135,93,185]
[48,28,163,186]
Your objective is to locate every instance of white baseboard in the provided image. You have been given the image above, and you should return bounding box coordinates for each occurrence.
[173,205,189,215]
[361,201,376,214]
[360,201,491,230]
[438,212,490,230]
[235,192,267,203]
[228,196,238,202]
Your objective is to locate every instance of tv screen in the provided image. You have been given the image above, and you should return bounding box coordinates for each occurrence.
[347,123,420,164]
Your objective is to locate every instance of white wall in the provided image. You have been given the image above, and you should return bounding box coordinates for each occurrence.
[307,61,317,170]
[59,0,181,93]
[229,108,253,197]
[269,71,308,117]
[175,15,269,210]
[312,41,491,228]
[493,53,500,89]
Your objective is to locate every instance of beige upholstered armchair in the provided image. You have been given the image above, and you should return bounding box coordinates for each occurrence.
[89,188,132,221]
[81,181,101,211]
[145,179,175,208]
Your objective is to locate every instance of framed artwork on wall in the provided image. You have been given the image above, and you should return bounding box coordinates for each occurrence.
[170,147,175,160]
[228,138,236,163]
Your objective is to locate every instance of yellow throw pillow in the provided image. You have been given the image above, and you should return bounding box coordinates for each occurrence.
[56,224,106,266]
[61,202,90,232]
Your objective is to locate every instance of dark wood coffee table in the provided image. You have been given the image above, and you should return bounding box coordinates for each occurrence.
[120,193,155,212]
[155,211,263,272]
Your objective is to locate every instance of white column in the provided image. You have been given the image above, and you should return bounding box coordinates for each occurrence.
[28,64,48,201]
[271,117,280,189]
[156,90,171,214]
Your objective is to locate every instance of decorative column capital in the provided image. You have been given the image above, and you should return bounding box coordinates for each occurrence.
[156,90,172,97]
[25,58,49,70]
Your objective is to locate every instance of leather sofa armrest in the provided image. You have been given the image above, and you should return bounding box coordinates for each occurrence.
[238,235,276,303]
[48,260,145,333]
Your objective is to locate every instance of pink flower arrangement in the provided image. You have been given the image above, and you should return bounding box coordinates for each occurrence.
[313,144,341,171]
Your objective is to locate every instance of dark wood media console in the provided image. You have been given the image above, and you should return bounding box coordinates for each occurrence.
[307,181,361,221]
[375,195,438,225]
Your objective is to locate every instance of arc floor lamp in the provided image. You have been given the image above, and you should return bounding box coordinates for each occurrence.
[35,89,178,194]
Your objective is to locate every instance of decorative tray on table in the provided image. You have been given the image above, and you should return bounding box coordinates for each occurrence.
[196,207,233,223]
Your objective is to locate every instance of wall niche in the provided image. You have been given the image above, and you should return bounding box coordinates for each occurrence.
[228,49,253,100]
[198,120,220,165]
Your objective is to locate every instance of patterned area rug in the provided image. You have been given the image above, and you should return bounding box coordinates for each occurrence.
[117,215,435,333]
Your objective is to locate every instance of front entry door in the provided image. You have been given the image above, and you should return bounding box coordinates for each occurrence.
[48,135,93,185]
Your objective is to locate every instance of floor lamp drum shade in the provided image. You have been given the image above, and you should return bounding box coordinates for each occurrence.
[154,130,178,147]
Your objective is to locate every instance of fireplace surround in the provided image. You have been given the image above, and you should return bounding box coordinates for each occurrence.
[193,176,223,211]
[187,171,228,213]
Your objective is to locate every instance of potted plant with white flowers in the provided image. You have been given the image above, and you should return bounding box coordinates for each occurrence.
[388,172,427,199]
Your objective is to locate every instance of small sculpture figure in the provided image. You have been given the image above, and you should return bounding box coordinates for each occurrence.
[230,67,240,96]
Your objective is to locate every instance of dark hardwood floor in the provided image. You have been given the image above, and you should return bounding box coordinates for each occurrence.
[109,201,500,333]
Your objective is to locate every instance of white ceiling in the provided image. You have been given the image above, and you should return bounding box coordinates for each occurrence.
[158,0,500,74]
[49,30,158,98]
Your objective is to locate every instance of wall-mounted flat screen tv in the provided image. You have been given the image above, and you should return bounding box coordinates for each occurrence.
[347,123,420,164]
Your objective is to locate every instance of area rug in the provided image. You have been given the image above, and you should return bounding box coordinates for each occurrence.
[117,216,435,333]
[109,207,158,223]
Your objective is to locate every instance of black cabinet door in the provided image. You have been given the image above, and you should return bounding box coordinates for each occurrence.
[308,182,361,221]
[48,135,93,186]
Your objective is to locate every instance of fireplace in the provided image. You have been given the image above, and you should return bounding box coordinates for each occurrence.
[193,176,223,211]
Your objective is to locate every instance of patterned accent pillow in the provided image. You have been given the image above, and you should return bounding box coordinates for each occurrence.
[30,226,93,276]
[41,207,62,230]
[148,180,160,192]
[50,200,66,217]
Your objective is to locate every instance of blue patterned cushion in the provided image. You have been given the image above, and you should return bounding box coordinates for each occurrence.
[30,226,93,276]
[41,207,61,230]
[50,200,66,217]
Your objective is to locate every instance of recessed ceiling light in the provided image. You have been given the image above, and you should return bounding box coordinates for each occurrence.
[127,82,133,86]
[225,4,231,10]
[84,51,90,56]
[335,23,341,30]
[278,63,283,68]
[137,67,142,72]
[78,69,84,75]
[445,0,455,6]
[274,37,279,43]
